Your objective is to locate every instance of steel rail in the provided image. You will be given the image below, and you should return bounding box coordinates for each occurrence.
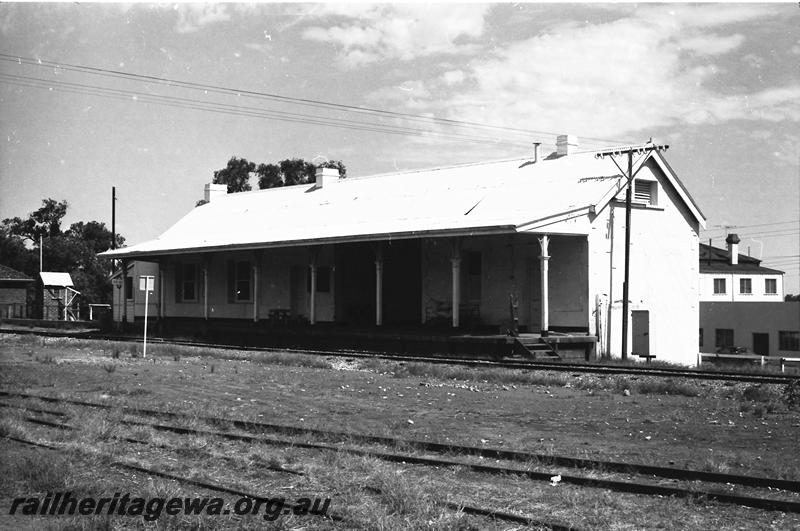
[3,428,575,530]
[2,329,796,384]
[4,395,800,509]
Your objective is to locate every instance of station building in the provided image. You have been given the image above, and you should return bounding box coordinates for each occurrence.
[101,137,706,365]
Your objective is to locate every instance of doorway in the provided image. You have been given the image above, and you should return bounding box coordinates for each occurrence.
[753,333,769,356]
[631,310,650,356]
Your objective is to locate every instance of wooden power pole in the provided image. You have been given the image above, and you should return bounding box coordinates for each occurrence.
[595,141,669,360]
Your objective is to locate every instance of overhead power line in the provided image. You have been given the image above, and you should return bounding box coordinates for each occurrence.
[0,52,630,147]
[0,73,538,148]
[702,220,799,232]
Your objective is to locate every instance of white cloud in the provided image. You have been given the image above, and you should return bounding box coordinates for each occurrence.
[679,34,745,56]
[302,4,491,68]
[174,4,231,34]
[409,5,799,142]
[441,70,467,86]
[742,53,764,69]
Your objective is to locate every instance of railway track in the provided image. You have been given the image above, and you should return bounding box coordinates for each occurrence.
[4,416,578,530]
[3,392,799,514]
[3,328,797,384]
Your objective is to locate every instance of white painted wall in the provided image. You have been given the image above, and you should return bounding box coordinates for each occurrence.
[420,234,587,332]
[589,159,701,365]
[161,246,337,323]
[112,261,159,323]
[699,272,784,302]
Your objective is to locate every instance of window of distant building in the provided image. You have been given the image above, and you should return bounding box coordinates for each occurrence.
[739,278,752,295]
[715,329,734,348]
[125,276,133,301]
[713,278,726,295]
[765,278,777,295]
[779,331,799,352]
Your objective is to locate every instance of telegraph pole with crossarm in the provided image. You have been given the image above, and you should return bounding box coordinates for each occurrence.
[595,140,669,360]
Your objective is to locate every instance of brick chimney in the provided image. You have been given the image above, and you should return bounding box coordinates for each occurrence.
[726,233,740,265]
[315,166,340,188]
[204,183,227,203]
[556,134,578,157]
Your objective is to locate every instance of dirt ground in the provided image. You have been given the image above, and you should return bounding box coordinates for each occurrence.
[1,334,800,529]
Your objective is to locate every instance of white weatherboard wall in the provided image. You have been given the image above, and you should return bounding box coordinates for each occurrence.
[589,159,700,366]
[699,273,784,302]
[163,246,336,322]
[112,261,159,322]
[420,234,588,332]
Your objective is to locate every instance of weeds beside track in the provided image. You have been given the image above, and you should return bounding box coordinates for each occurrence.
[3,393,800,514]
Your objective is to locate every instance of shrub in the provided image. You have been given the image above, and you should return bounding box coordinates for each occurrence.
[741,385,774,403]
[784,380,800,408]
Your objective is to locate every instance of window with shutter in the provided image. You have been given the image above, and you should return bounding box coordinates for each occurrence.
[633,180,657,205]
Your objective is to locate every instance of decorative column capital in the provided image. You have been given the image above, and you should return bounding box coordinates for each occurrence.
[538,234,550,259]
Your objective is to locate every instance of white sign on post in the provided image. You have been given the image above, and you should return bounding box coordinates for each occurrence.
[139,275,155,358]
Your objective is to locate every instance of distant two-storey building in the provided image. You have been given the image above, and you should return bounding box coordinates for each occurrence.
[699,234,798,356]
[699,234,784,302]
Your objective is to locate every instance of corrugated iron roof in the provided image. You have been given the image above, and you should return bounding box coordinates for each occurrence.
[699,243,784,275]
[100,151,705,259]
[39,272,74,287]
[0,264,34,282]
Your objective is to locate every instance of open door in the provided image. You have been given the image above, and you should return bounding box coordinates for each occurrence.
[753,333,769,356]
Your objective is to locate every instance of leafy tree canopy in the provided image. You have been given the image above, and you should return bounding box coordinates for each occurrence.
[201,156,347,206]
[2,198,68,242]
[213,156,255,193]
[0,200,123,309]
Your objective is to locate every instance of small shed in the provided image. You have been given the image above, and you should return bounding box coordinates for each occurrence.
[40,272,80,321]
[0,264,34,318]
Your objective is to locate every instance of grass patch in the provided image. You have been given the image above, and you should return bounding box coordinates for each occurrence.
[250,351,332,370]
[633,378,701,397]
[6,453,73,492]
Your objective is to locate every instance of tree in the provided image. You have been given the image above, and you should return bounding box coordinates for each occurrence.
[786,294,800,302]
[255,158,347,189]
[280,158,317,186]
[256,163,282,189]
[213,157,255,193]
[66,221,124,254]
[1,200,123,313]
[3,198,69,242]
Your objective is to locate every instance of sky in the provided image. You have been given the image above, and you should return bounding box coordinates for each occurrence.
[0,2,798,292]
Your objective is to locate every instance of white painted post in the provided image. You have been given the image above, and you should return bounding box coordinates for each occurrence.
[143,288,149,358]
[139,275,154,358]
[203,264,209,320]
[310,263,317,325]
[253,262,259,322]
[158,262,164,319]
[451,257,461,328]
[538,235,550,335]
[375,258,384,326]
